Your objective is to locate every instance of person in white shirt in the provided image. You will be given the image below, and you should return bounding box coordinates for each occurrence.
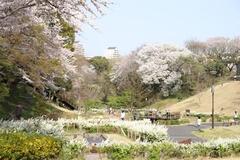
[120,110,125,120]
[234,111,238,123]
[197,116,201,130]
[108,107,112,115]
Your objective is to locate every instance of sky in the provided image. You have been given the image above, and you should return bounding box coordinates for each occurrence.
[77,0,240,57]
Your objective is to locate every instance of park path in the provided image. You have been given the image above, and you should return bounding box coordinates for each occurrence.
[167,122,225,142]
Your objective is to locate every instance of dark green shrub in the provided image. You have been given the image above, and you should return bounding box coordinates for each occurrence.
[59,143,85,160]
[147,145,161,160]
[209,145,231,158]
[140,133,160,143]
[229,142,240,154]
[103,145,134,160]
[84,99,104,110]
[157,120,179,125]
[201,116,208,122]
[147,143,182,159]
[0,132,62,160]
[191,144,209,157]
[159,143,181,158]
[215,115,232,122]
[157,119,190,125]
[107,91,132,109]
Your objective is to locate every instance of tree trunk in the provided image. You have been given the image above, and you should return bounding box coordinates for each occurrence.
[236,64,240,75]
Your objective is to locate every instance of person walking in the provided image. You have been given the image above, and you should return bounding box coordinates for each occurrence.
[197,116,202,131]
[108,107,112,115]
[234,111,238,124]
[120,110,126,121]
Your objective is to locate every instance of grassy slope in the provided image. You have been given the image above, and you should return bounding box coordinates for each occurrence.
[165,81,240,115]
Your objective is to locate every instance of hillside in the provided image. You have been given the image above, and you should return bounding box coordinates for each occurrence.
[0,82,63,120]
[166,81,240,115]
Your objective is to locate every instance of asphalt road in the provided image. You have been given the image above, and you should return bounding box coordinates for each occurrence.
[167,122,226,143]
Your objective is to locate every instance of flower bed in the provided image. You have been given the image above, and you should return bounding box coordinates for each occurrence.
[0,117,64,137]
[0,117,168,142]
[101,138,240,160]
[59,118,168,142]
[1,118,240,159]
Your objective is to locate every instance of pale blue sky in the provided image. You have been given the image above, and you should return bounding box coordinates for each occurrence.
[77,0,240,57]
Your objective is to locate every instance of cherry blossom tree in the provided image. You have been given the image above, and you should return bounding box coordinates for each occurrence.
[0,0,109,27]
[186,37,240,73]
[136,44,191,81]
[111,44,192,97]
[60,53,100,105]
[110,53,150,108]
[0,0,110,59]
[0,0,111,110]
[228,37,240,73]
[110,53,138,87]
[0,0,110,89]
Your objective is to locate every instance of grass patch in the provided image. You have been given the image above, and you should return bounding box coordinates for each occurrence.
[105,134,135,145]
[83,125,118,133]
[193,126,240,140]
[79,111,105,118]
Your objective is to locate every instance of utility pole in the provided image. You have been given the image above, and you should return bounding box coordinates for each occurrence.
[210,70,216,129]
[211,85,215,129]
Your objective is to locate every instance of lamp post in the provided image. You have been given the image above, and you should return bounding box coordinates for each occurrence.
[211,85,215,129]
[210,70,217,129]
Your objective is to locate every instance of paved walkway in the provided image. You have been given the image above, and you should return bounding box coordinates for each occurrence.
[167,122,225,142]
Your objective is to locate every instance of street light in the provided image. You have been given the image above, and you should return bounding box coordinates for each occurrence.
[211,85,215,129]
[210,70,217,129]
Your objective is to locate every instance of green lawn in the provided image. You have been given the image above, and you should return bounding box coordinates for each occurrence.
[193,126,240,140]
[105,134,135,144]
